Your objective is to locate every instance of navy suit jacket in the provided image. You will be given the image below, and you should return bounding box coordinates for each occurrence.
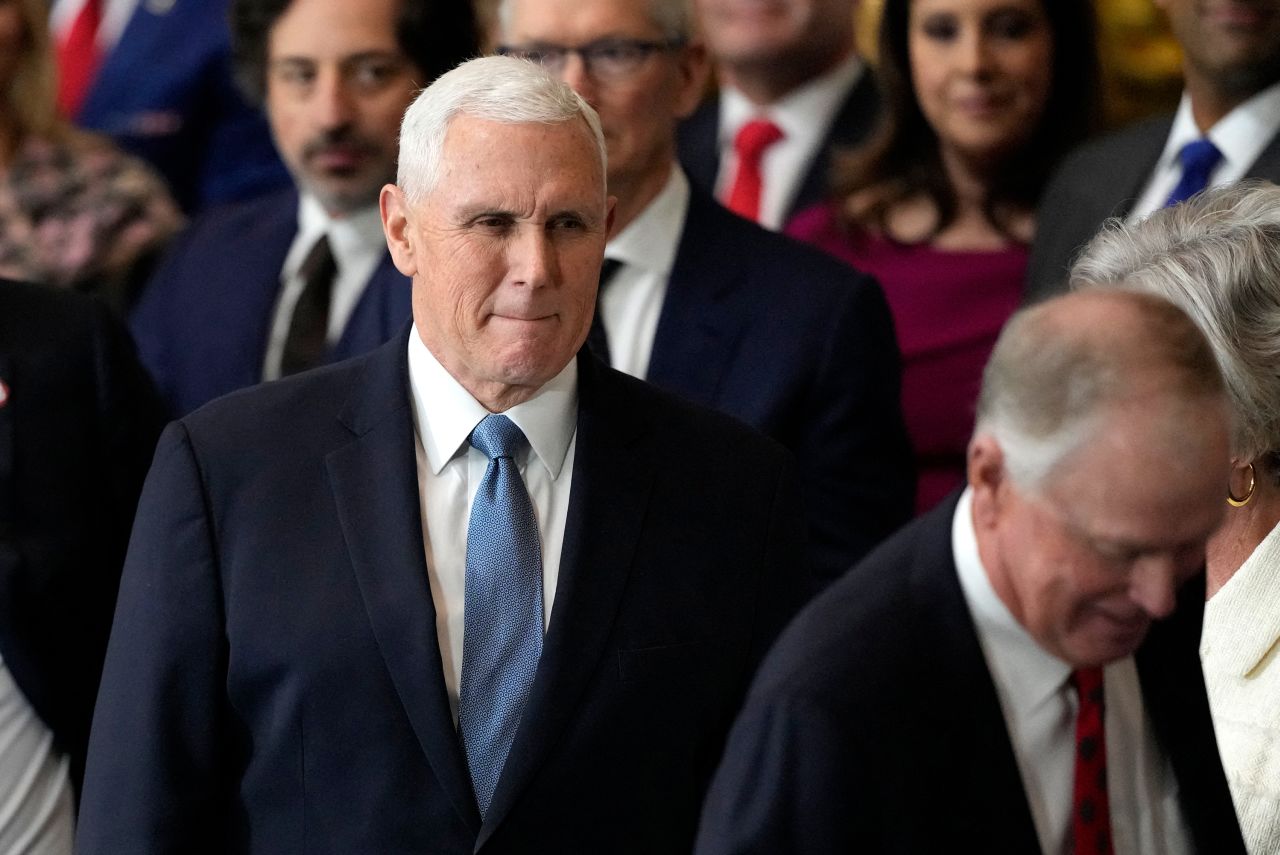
[0,282,165,793]
[77,333,809,854]
[696,494,1246,854]
[1026,114,1280,301]
[130,187,412,416]
[75,0,289,212]
[648,189,911,582]
[678,72,880,227]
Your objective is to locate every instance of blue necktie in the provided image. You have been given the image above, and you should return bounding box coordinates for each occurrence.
[458,414,544,817]
[1164,138,1223,207]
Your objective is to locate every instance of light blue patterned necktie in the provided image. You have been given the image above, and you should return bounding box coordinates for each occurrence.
[458,414,544,818]
[1164,138,1223,207]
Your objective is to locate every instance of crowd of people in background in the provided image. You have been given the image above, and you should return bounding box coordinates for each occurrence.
[1,0,1279,852]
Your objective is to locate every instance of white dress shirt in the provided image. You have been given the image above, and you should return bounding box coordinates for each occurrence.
[262,195,387,380]
[714,54,866,230]
[49,0,140,52]
[600,166,689,379]
[406,328,578,723]
[0,656,74,855]
[952,489,1193,855]
[1128,79,1280,222]
[1201,520,1280,855]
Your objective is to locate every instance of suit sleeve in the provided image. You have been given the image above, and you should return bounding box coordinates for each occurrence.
[77,421,230,855]
[801,272,914,585]
[694,692,874,855]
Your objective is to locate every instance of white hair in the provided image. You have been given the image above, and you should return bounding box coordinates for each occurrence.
[1070,181,1280,465]
[495,0,694,42]
[974,291,1225,491]
[396,55,607,204]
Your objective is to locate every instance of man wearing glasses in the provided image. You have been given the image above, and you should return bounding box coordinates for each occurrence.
[497,0,913,585]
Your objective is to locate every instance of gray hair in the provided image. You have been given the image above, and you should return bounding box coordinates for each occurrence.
[975,290,1225,489]
[495,0,695,42]
[396,55,607,204]
[1070,181,1280,467]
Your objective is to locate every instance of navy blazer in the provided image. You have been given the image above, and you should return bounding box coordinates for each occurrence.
[649,189,912,582]
[75,0,289,211]
[678,72,880,227]
[696,494,1246,854]
[0,282,165,793]
[78,333,809,854]
[1026,116,1280,301]
[130,187,412,416]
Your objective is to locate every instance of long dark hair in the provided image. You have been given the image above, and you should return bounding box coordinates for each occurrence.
[833,0,1100,241]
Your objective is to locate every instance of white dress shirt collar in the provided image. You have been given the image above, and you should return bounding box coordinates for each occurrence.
[715,54,866,229]
[406,326,578,480]
[288,194,386,282]
[606,165,688,275]
[1130,79,1280,221]
[952,488,1072,713]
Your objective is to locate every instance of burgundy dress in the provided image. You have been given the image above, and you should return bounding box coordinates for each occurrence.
[788,202,1027,513]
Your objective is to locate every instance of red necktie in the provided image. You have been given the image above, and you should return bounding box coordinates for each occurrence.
[725,118,783,222]
[56,0,103,119]
[1071,668,1115,855]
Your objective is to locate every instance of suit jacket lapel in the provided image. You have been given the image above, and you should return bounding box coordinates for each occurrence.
[330,253,412,363]
[325,332,481,834]
[477,354,657,845]
[787,70,880,223]
[645,190,749,406]
[909,497,1043,850]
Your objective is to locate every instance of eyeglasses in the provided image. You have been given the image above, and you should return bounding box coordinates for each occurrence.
[496,38,686,81]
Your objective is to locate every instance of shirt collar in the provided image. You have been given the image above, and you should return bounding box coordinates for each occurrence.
[952,487,1073,713]
[1157,79,1280,177]
[718,53,866,149]
[605,165,689,274]
[406,327,578,479]
[290,194,387,279]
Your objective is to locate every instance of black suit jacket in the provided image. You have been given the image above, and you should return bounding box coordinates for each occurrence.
[1026,115,1280,301]
[695,494,1246,854]
[77,331,809,854]
[678,72,880,227]
[0,281,165,792]
[648,188,912,582]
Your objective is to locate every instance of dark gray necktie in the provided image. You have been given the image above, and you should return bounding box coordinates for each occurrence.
[280,234,336,377]
[584,258,623,364]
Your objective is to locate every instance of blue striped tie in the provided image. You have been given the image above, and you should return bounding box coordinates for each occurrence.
[1164,138,1223,207]
[459,414,544,817]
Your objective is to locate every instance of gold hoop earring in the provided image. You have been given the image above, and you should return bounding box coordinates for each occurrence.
[1228,462,1256,508]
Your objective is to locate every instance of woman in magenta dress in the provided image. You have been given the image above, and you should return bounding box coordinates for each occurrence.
[788,0,1098,512]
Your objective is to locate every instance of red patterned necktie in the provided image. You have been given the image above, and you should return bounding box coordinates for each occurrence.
[725,118,784,222]
[1070,668,1114,855]
[56,0,103,118]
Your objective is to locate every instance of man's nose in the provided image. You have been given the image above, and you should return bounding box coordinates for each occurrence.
[312,68,356,129]
[509,228,556,288]
[1127,556,1181,619]
[558,52,598,105]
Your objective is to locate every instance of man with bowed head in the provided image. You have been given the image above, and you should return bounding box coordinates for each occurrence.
[697,290,1246,854]
[77,56,808,854]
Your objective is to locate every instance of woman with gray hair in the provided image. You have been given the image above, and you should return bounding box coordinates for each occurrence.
[1070,180,1280,855]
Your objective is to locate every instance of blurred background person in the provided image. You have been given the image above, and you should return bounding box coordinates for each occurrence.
[1072,181,1280,855]
[785,0,1099,513]
[1027,0,1280,299]
[495,0,913,582]
[0,280,166,851]
[129,0,479,417]
[0,0,181,310]
[678,0,877,230]
[50,0,290,213]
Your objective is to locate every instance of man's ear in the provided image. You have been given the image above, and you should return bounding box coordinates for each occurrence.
[967,433,1008,531]
[380,184,417,277]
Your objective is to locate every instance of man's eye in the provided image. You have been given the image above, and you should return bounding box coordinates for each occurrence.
[274,65,315,86]
[550,216,585,231]
[474,216,513,230]
[350,61,400,88]
[919,15,958,40]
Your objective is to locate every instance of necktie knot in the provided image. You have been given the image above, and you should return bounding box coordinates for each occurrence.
[1164,137,1223,207]
[469,414,528,462]
[734,118,784,160]
[1070,667,1105,708]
